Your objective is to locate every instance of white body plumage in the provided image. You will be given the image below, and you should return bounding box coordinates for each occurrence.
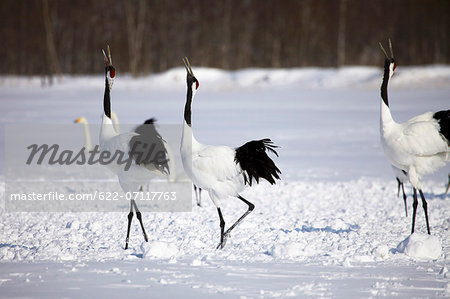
[181,124,245,207]
[381,104,449,189]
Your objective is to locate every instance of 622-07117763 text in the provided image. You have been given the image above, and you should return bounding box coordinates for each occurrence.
[9,191,178,201]
[97,191,178,201]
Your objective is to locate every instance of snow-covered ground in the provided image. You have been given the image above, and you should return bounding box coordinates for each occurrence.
[0,65,449,297]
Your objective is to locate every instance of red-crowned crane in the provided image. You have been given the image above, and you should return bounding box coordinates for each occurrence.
[378,40,450,235]
[180,58,281,249]
[99,46,170,249]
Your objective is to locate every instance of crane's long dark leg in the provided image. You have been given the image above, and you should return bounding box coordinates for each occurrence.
[397,178,408,217]
[418,189,431,235]
[125,201,134,250]
[396,177,402,197]
[401,184,408,217]
[194,184,202,207]
[411,188,418,234]
[216,208,226,249]
[217,195,254,249]
[125,188,148,249]
[131,197,148,242]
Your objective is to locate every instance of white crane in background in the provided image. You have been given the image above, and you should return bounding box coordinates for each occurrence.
[74,112,119,151]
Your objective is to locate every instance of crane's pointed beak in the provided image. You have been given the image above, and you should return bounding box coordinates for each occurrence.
[102,45,113,66]
[388,38,394,58]
[379,42,389,58]
[107,45,112,65]
[379,39,394,59]
[182,57,188,72]
[102,49,108,66]
[182,57,195,77]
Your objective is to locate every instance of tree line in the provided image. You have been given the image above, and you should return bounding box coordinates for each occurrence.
[1,0,448,77]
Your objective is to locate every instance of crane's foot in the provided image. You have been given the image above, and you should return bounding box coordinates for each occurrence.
[143,232,148,242]
[216,240,226,249]
[216,232,230,249]
[136,211,148,242]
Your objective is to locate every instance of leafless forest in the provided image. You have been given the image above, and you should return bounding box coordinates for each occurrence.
[1,0,449,77]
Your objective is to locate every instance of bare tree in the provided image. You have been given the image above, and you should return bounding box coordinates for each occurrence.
[337,0,347,66]
[0,0,449,75]
[41,0,61,84]
[123,0,147,76]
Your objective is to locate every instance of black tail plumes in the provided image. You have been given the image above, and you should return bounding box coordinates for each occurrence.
[434,110,450,144]
[235,138,281,186]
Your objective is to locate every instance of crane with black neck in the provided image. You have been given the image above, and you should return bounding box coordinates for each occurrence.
[378,40,450,235]
[180,57,281,249]
[99,46,170,249]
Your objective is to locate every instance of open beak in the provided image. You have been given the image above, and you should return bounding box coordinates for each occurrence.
[102,45,113,66]
[182,57,195,77]
[379,38,394,59]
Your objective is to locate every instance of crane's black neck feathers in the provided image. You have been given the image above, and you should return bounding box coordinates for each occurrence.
[380,58,394,107]
[184,74,197,126]
[235,139,281,186]
[433,110,450,144]
[103,75,111,119]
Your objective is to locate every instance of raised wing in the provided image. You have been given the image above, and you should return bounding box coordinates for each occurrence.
[129,119,170,175]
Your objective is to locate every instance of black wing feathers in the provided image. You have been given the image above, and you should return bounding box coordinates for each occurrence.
[434,110,450,145]
[129,118,170,175]
[235,138,281,186]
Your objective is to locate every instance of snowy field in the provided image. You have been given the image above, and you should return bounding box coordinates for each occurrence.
[0,65,449,297]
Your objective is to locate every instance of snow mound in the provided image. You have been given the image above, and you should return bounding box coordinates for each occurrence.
[371,245,390,260]
[396,233,442,260]
[269,242,304,259]
[2,65,449,90]
[140,241,178,259]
